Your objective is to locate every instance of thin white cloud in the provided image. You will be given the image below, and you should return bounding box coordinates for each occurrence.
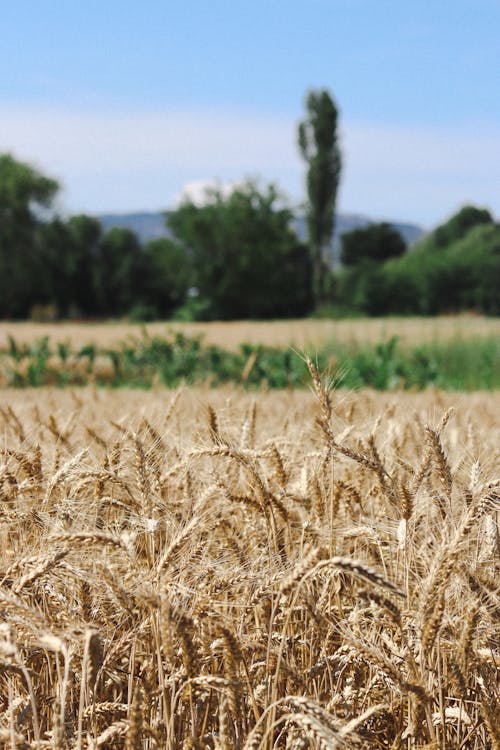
[0,105,301,213]
[0,105,498,225]
[0,106,296,171]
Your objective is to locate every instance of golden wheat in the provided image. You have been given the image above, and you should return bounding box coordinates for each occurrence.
[0,385,497,749]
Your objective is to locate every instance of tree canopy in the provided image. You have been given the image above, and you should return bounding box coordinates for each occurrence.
[0,154,190,320]
[167,181,312,320]
[0,154,59,317]
[340,222,407,267]
[335,208,500,316]
[433,205,493,247]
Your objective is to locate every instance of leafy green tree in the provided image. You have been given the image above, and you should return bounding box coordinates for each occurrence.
[375,221,500,316]
[340,222,407,267]
[142,238,191,318]
[167,181,312,320]
[434,205,493,247]
[38,218,75,316]
[298,89,342,305]
[66,215,102,316]
[38,214,102,317]
[0,154,59,317]
[95,227,144,316]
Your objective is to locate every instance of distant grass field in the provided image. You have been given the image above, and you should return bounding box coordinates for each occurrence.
[1,314,499,350]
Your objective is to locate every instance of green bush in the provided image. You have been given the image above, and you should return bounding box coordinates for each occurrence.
[334,219,500,317]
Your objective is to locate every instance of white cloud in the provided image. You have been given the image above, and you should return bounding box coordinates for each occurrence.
[174,178,247,207]
[0,105,297,172]
[0,104,499,225]
[0,105,302,213]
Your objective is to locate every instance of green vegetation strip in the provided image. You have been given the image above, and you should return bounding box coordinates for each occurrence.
[1,332,499,390]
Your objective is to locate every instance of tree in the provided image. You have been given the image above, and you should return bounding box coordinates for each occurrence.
[433,205,493,247]
[298,89,342,306]
[0,154,59,317]
[95,227,144,316]
[167,181,312,320]
[142,238,191,318]
[38,218,75,317]
[66,215,102,316]
[340,223,407,267]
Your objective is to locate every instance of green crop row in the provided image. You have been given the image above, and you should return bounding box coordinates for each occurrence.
[0,332,498,390]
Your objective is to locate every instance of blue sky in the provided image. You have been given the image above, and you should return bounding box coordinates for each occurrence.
[1,0,499,227]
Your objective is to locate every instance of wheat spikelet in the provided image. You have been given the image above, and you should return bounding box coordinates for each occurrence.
[132,432,150,499]
[357,588,402,627]
[83,701,128,716]
[93,720,128,745]
[49,530,127,552]
[85,425,108,449]
[217,625,244,717]
[218,694,232,750]
[86,630,103,692]
[13,548,70,593]
[139,415,167,454]
[5,404,27,442]
[324,556,406,598]
[425,424,452,500]
[174,613,200,679]
[269,442,288,488]
[276,546,324,601]
[240,400,257,450]
[207,404,221,444]
[305,356,332,430]
[156,515,202,573]
[125,686,144,750]
[463,568,500,617]
[98,563,136,618]
[458,601,481,676]
[421,589,446,653]
[341,630,428,701]
[339,702,389,740]
[367,434,392,499]
[284,696,349,748]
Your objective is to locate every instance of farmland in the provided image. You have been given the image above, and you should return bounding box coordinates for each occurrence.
[3,3,500,745]
[1,314,499,351]
[0,368,498,748]
[0,316,499,390]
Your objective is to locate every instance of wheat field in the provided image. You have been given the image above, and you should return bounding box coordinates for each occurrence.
[0,377,498,748]
[1,315,499,351]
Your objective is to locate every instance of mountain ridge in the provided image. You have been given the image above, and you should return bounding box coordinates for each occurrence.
[98,210,425,266]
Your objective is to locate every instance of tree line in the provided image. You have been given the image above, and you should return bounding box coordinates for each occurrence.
[0,152,183,319]
[334,206,499,316]
[1,89,499,320]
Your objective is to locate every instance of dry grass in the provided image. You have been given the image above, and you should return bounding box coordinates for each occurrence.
[1,314,499,351]
[0,383,498,749]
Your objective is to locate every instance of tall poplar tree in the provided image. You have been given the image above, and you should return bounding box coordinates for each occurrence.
[298,89,342,305]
